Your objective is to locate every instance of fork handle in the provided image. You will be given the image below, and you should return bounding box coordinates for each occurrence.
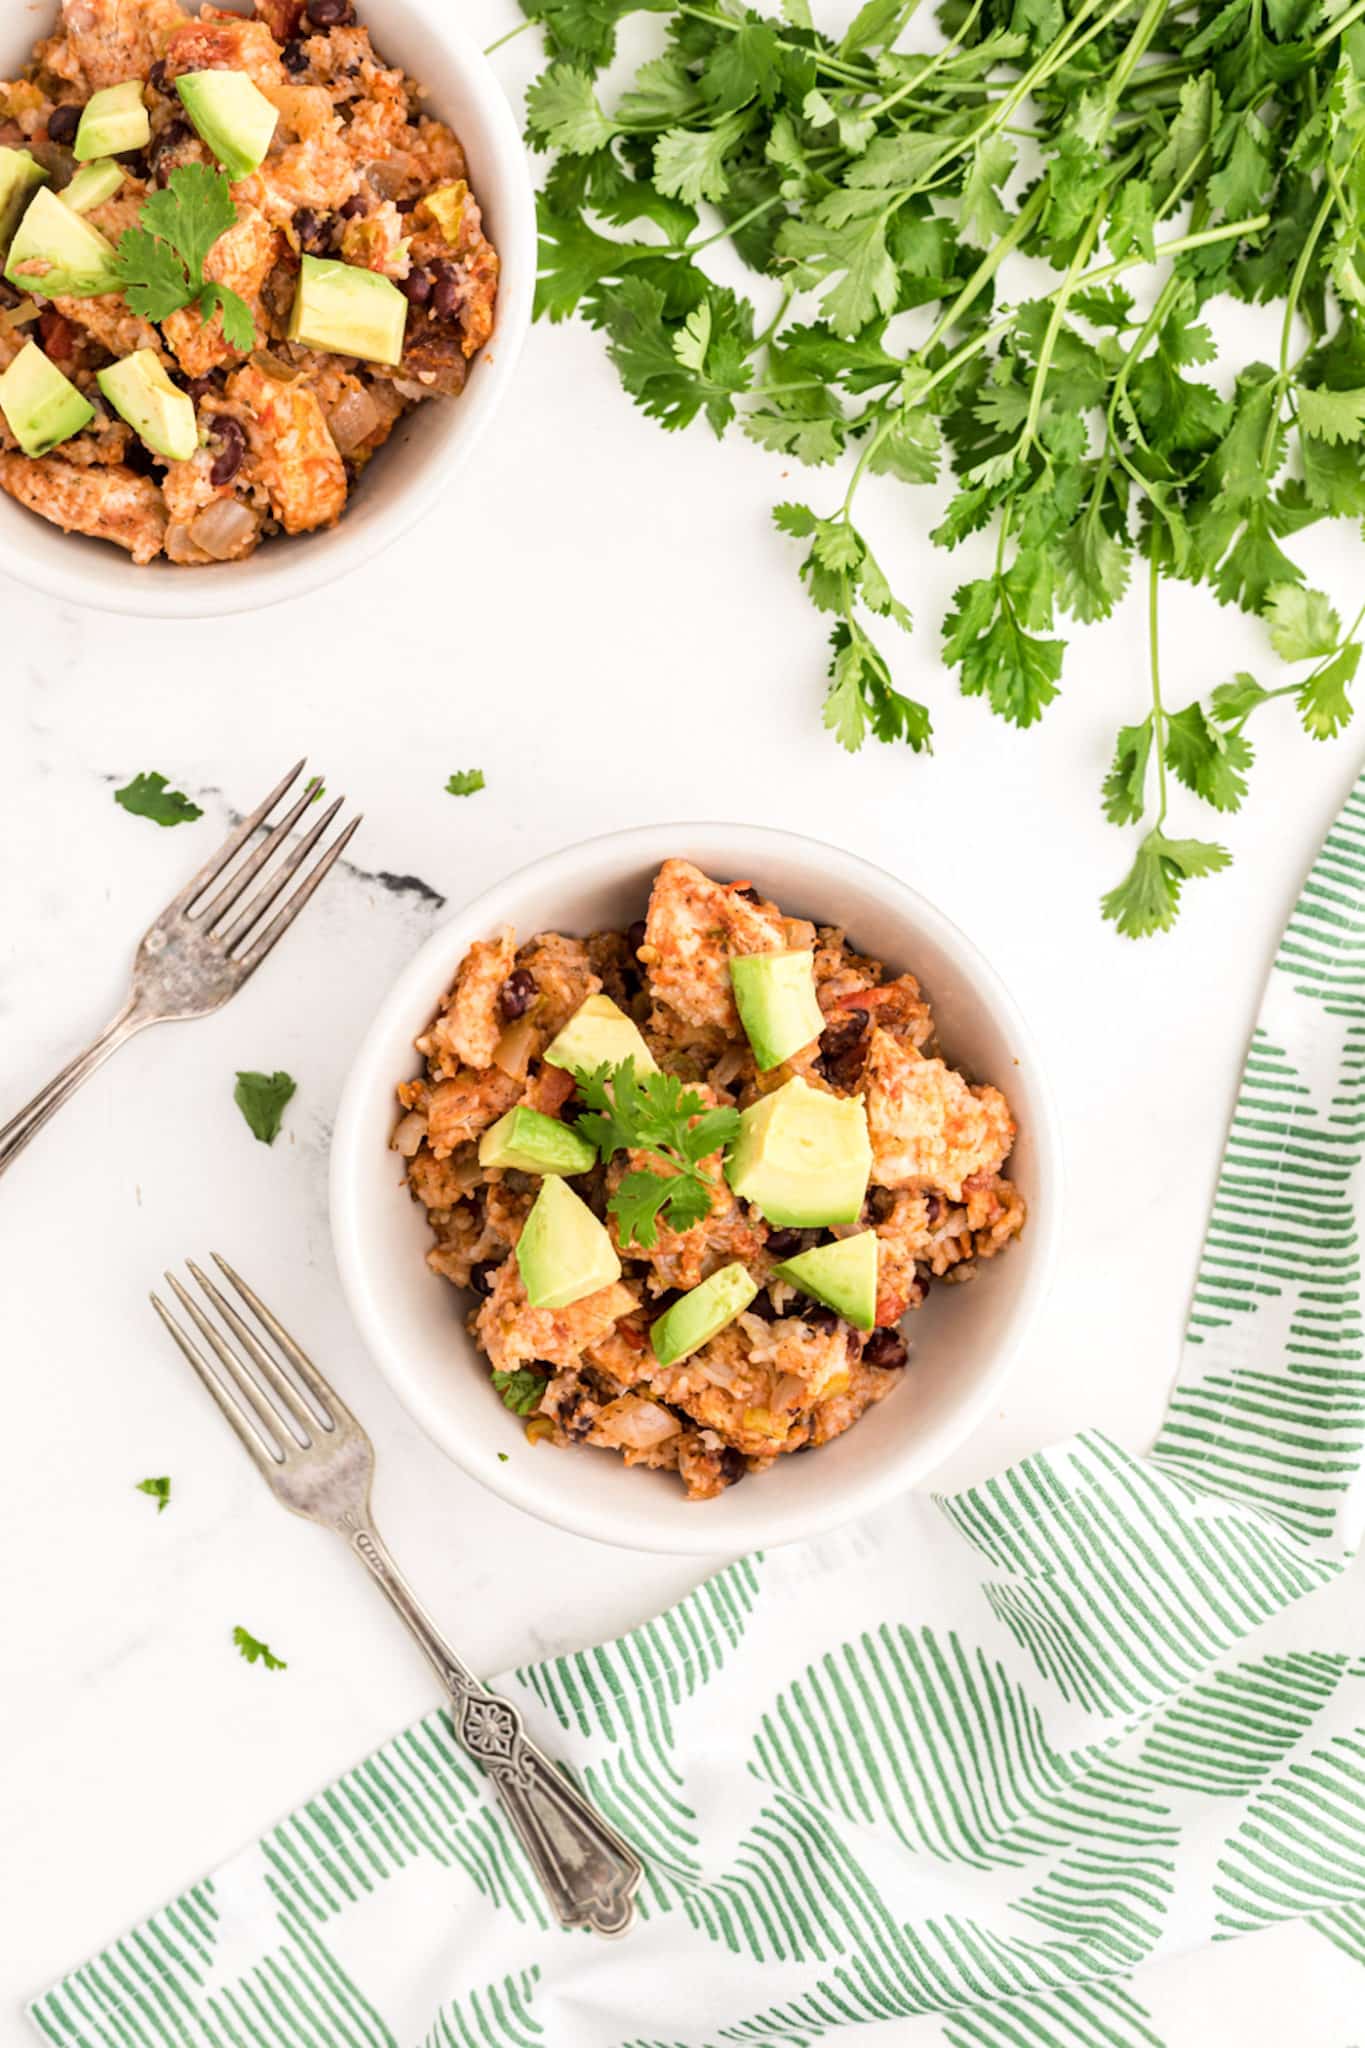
[0,1000,151,1181]
[344,1516,642,1937]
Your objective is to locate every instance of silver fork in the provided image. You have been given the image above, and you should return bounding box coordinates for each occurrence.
[0,762,360,1180]
[151,1253,643,1939]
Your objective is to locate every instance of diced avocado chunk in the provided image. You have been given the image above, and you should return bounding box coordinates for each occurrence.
[0,342,94,457]
[730,951,826,1072]
[74,81,150,162]
[651,1262,758,1367]
[543,993,658,1078]
[725,1076,872,1228]
[516,1176,622,1311]
[96,350,198,462]
[0,148,48,259]
[478,1106,596,1178]
[4,186,120,298]
[773,1230,878,1331]
[63,160,124,215]
[176,70,279,181]
[286,254,407,367]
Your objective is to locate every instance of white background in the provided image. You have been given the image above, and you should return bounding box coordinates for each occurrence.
[3,1,1365,2038]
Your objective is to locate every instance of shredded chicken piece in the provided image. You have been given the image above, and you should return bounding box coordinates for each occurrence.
[476,1262,637,1376]
[227,359,347,535]
[0,454,166,562]
[863,1028,1014,1200]
[643,859,791,1033]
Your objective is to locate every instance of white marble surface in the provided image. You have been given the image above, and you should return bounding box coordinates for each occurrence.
[3,5,1365,2038]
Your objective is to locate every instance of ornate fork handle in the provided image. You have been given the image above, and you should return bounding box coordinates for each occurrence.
[344,1513,641,1936]
[0,1000,152,1178]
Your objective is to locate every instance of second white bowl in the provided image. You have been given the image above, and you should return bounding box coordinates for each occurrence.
[330,825,1061,1555]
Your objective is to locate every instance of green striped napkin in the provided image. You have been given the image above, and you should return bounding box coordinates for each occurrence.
[30,788,1365,2048]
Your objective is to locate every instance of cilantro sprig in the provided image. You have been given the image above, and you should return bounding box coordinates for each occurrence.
[234,1070,296,1145]
[493,1366,548,1413]
[516,0,1365,933]
[135,1476,172,1514]
[572,1058,739,1248]
[114,771,203,826]
[114,164,254,351]
[233,1625,286,1671]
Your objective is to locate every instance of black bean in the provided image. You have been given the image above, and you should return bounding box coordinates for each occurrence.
[122,438,161,478]
[747,1290,779,1322]
[47,104,81,147]
[0,280,20,310]
[499,968,538,1021]
[148,59,169,94]
[626,919,647,955]
[765,1227,806,1260]
[431,261,461,319]
[151,119,192,184]
[557,1093,585,1125]
[208,416,247,488]
[306,0,355,24]
[863,1328,909,1371]
[719,1447,747,1486]
[340,192,367,218]
[469,1260,500,1297]
[818,1007,870,1087]
[800,1301,838,1331]
[282,38,311,72]
[734,885,762,903]
[117,148,151,178]
[924,1192,942,1226]
[400,267,432,306]
[295,207,333,255]
[865,1185,896,1225]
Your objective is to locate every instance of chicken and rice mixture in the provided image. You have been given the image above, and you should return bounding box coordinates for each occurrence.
[0,0,498,564]
[395,861,1026,1501]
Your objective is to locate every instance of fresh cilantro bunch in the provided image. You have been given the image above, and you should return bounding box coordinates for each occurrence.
[516,0,1365,934]
[571,1058,740,1247]
[114,164,254,351]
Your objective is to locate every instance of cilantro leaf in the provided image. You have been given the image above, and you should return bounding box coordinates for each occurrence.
[1101,831,1231,938]
[446,769,487,796]
[526,66,619,153]
[113,166,246,342]
[234,1070,297,1146]
[1164,702,1253,813]
[114,772,203,827]
[1101,719,1154,825]
[1263,583,1341,662]
[233,1626,287,1671]
[135,1476,172,1514]
[1296,384,1365,446]
[570,1058,739,1248]
[1298,644,1359,740]
[492,1367,549,1414]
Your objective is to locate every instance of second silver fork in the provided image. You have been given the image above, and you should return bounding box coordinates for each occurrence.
[0,761,359,1179]
[152,1254,642,1939]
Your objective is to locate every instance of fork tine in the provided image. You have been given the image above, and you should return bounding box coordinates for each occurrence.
[216,795,346,955]
[165,1272,295,1458]
[151,1289,286,1469]
[193,777,326,933]
[186,1259,325,1439]
[211,1252,353,1427]
[235,815,363,972]
[170,760,307,916]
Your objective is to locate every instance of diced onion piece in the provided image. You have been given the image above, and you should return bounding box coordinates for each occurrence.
[327,383,382,454]
[602,1397,680,1450]
[492,1015,538,1080]
[189,497,258,560]
[392,1110,427,1157]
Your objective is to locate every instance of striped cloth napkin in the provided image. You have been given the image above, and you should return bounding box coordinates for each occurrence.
[29,789,1365,2048]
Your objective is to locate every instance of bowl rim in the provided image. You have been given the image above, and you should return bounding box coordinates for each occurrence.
[0,0,537,621]
[329,822,1064,1555]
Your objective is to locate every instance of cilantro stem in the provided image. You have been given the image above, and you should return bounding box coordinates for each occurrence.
[1019,195,1111,460]
[485,17,536,54]
[1147,550,1169,832]
[1313,0,1365,50]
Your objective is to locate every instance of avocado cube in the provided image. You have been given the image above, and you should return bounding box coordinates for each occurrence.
[543,993,658,1078]
[97,350,198,463]
[515,1176,621,1311]
[286,254,408,368]
[651,1263,759,1367]
[773,1230,879,1331]
[0,341,95,457]
[725,1076,872,1228]
[5,186,120,298]
[478,1106,596,1178]
[730,950,826,1072]
[176,70,279,181]
[74,81,150,163]
[0,148,48,259]
[63,160,124,215]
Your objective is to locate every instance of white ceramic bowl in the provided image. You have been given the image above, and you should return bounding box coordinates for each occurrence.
[0,0,536,619]
[331,825,1061,1555]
